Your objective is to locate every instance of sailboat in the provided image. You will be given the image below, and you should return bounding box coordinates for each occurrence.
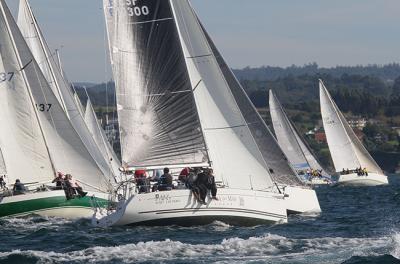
[319,80,388,186]
[0,0,111,218]
[92,0,320,227]
[269,90,332,185]
[17,0,121,180]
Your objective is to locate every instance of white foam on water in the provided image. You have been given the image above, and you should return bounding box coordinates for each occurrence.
[0,233,394,263]
[392,232,400,259]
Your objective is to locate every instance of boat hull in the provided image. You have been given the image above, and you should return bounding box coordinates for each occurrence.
[93,188,287,227]
[0,190,108,219]
[336,172,388,186]
[282,186,321,214]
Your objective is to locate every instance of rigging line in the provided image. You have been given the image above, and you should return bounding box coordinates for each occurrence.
[20,59,32,71]
[192,79,202,92]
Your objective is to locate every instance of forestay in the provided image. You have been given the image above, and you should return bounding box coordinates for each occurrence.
[171,0,276,190]
[106,0,208,168]
[18,0,117,182]
[200,23,303,187]
[1,0,112,192]
[0,1,55,185]
[270,90,328,175]
[320,80,383,174]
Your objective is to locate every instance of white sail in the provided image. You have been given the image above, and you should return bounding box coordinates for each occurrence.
[17,0,117,182]
[270,90,328,175]
[2,0,112,191]
[0,148,6,175]
[0,2,55,185]
[108,0,209,168]
[199,22,303,187]
[84,99,121,177]
[320,80,383,174]
[171,0,274,190]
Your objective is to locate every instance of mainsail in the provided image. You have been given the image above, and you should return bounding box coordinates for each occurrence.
[198,22,303,187]
[320,80,383,174]
[105,0,208,168]
[17,0,117,181]
[269,90,328,175]
[0,0,112,191]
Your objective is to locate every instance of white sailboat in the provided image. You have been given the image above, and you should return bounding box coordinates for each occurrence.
[17,0,120,180]
[269,90,332,185]
[0,0,110,218]
[319,80,388,186]
[92,0,320,227]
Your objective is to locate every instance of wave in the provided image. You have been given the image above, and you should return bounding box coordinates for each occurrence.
[0,233,398,263]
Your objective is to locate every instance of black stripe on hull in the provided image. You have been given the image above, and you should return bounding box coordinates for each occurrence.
[126,215,283,227]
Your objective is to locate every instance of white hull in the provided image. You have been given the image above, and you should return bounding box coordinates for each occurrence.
[282,186,321,214]
[0,190,108,219]
[336,172,388,186]
[92,188,287,227]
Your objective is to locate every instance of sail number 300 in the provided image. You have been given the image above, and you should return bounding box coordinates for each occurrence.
[0,72,14,83]
[126,0,149,17]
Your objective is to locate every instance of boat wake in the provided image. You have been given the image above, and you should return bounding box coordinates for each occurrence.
[1,232,399,264]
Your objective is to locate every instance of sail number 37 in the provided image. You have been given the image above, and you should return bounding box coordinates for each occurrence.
[0,72,14,83]
[126,0,149,17]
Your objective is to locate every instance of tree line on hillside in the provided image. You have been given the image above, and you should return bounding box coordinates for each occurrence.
[233,63,400,82]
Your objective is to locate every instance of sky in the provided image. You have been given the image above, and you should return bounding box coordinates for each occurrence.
[5,0,400,83]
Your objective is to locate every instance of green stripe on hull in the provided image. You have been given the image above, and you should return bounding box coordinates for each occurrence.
[0,195,108,218]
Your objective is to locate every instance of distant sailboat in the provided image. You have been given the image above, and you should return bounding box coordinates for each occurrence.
[0,0,111,218]
[319,80,388,186]
[269,90,332,185]
[92,0,292,227]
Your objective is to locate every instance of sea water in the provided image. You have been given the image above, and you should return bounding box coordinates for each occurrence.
[0,175,399,264]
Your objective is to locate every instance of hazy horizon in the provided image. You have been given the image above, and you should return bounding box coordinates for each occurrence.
[5,0,400,82]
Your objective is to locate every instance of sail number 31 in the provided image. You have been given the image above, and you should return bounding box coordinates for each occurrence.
[0,72,14,83]
[126,0,149,17]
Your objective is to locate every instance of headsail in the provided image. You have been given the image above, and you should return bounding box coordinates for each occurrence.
[85,99,121,177]
[269,90,328,175]
[171,0,277,190]
[1,0,112,191]
[198,21,303,187]
[320,80,383,174]
[18,0,117,182]
[0,147,6,176]
[106,0,208,168]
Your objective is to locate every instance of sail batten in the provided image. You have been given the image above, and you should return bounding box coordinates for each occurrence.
[320,80,383,174]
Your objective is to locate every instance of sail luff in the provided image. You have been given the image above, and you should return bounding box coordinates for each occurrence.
[0,0,57,178]
[0,147,7,175]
